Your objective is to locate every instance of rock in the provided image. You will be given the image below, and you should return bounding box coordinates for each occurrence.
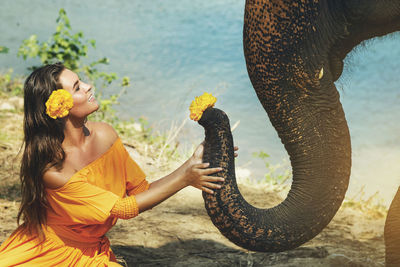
[124,122,142,132]
[0,102,15,111]
[132,123,142,132]
[236,167,251,182]
[8,96,23,109]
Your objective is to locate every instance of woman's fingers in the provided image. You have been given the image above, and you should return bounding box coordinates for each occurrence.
[196,167,223,176]
[193,162,222,172]
[201,175,225,183]
[202,181,222,189]
[200,186,214,194]
[196,162,210,169]
[199,182,222,194]
[189,161,227,194]
[195,175,226,194]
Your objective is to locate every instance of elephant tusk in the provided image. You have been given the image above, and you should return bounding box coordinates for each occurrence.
[231,120,240,132]
[318,67,324,79]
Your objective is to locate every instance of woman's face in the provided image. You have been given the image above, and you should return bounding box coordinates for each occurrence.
[58,69,99,118]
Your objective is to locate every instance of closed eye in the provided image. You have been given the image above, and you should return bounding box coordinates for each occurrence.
[73,79,80,91]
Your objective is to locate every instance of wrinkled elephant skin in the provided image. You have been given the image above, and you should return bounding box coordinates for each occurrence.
[197,0,400,265]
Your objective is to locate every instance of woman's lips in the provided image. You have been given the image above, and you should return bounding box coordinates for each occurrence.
[88,88,96,102]
[88,93,95,102]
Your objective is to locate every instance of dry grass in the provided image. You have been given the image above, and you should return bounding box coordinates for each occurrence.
[0,108,23,200]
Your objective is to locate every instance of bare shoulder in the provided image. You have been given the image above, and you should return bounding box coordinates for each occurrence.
[88,121,119,148]
[43,167,74,190]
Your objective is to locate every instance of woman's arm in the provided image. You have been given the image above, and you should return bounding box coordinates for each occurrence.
[135,144,223,212]
[109,144,238,219]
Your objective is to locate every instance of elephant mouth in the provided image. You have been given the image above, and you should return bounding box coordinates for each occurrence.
[328,54,344,82]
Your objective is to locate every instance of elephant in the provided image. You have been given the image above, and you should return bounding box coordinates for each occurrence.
[196,0,400,265]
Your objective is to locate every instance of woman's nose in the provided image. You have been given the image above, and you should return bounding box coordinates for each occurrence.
[84,83,92,93]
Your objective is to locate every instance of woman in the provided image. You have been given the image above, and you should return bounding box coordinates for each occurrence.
[0,63,232,266]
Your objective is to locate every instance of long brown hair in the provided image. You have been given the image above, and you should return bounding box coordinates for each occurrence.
[17,63,67,239]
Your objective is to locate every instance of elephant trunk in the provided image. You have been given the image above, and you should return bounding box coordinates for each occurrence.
[198,95,351,251]
[198,0,349,252]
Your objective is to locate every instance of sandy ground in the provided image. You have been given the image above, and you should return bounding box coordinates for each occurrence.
[0,184,386,267]
[0,98,388,267]
[106,184,386,267]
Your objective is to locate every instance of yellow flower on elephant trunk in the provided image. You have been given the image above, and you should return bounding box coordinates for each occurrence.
[189,92,217,121]
[45,89,74,119]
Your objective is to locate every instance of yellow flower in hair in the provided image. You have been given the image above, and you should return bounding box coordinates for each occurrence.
[189,92,217,121]
[45,89,74,119]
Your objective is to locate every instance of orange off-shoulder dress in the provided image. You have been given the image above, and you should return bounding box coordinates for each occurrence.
[0,138,149,266]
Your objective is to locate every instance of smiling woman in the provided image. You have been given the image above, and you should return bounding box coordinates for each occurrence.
[58,69,99,119]
[0,62,228,266]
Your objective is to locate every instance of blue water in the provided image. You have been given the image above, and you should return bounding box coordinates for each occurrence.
[1,0,399,206]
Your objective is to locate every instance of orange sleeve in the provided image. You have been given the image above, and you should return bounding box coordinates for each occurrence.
[46,179,120,225]
[123,148,150,196]
[110,195,139,219]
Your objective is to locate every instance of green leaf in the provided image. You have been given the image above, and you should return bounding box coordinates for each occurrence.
[89,39,96,48]
[0,46,9,54]
[121,76,130,87]
[252,151,270,159]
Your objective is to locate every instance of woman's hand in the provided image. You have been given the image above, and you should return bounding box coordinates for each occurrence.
[134,143,240,213]
[185,162,224,194]
[183,143,224,194]
[184,143,239,194]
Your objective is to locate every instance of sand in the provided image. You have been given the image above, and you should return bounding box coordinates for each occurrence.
[1,184,386,267]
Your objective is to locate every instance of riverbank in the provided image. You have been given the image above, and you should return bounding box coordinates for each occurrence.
[0,94,388,266]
